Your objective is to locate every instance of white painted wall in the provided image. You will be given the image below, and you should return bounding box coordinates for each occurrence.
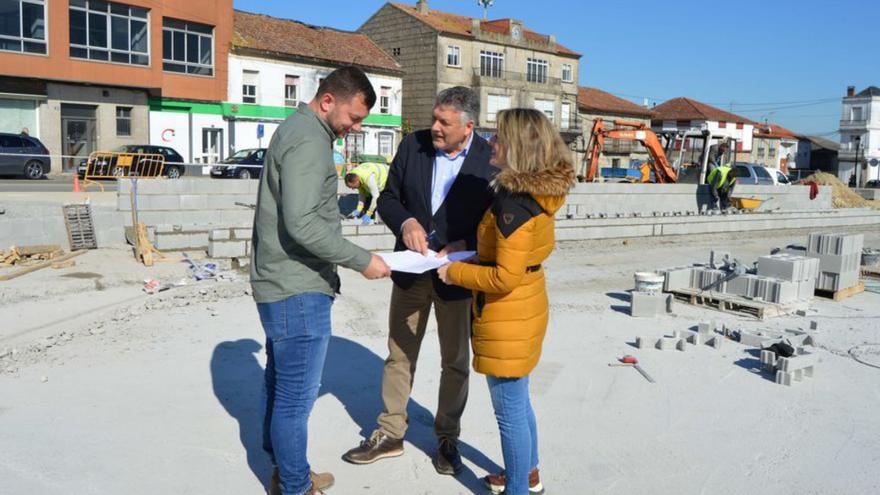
[227,54,402,115]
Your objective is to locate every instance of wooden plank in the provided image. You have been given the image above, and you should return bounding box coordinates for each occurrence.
[0,250,87,282]
[815,282,865,302]
[15,245,62,256]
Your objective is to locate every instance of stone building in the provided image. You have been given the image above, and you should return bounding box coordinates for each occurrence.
[359,0,581,141]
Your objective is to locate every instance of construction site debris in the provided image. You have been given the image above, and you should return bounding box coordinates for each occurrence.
[1,245,63,266]
[796,171,875,209]
[0,250,87,282]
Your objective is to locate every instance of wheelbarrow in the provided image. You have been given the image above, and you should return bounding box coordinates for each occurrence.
[729,196,764,210]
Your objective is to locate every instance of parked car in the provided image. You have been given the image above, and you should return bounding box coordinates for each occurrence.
[733,163,775,185]
[0,132,51,179]
[349,153,389,165]
[210,148,266,179]
[770,168,791,186]
[77,145,186,179]
[865,179,880,189]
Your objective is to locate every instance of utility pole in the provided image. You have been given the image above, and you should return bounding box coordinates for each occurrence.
[477,0,494,20]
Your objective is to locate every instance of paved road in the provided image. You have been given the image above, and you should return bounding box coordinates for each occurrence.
[0,175,211,193]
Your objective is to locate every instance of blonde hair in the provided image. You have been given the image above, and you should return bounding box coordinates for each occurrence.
[495,108,572,175]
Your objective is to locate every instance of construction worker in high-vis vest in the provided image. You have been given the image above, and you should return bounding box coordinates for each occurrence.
[707,164,737,210]
[344,162,390,225]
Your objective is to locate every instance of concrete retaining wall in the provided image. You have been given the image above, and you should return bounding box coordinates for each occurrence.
[854,188,880,201]
[560,183,832,217]
[0,202,127,249]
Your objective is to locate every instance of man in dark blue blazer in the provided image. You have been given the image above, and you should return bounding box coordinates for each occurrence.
[342,87,494,475]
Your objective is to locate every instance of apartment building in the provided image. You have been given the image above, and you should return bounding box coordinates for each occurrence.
[0,0,231,173]
[216,11,403,161]
[838,85,880,185]
[574,86,654,174]
[360,0,581,142]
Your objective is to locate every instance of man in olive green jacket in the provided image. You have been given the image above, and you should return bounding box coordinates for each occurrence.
[250,66,390,495]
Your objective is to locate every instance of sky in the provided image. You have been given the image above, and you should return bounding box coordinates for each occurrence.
[233,0,880,138]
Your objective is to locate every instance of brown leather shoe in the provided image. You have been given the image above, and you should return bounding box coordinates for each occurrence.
[341,430,404,464]
[484,467,544,494]
[269,467,335,494]
[433,437,463,475]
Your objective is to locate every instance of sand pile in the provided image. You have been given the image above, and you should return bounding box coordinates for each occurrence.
[797,171,873,208]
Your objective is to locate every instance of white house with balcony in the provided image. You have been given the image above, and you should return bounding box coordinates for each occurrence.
[838,86,880,185]
[226,11,404,160]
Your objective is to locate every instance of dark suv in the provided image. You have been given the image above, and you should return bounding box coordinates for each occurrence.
[77,145,186,179]
[0,132,51,179]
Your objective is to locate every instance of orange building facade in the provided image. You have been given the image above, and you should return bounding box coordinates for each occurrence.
[0,0,231,173]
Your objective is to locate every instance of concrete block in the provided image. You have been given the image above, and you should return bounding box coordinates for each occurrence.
[676,339,687,351]
[775,370,793,386]
[233,228,252,240]
[809,321,819,330]
[155,232,210,250]
[146,195,181,211]
[179,194,209,210]
[630,291,672,317]
[349,234,396,251]
[341,225,358,236]
[245,240,251,256]
[209,229,230,241]
[708,336,723,349]
[656,338,675,351]
[664,268,693,291]
[688,332,702,345]
[760,350,777,372]
[636,336,650,349]
[208,240,247,258]
[698,322,711,334]
[777,352,818,372]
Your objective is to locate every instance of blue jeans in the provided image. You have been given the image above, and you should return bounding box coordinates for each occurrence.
[257,293,333,495]
[487,375,539,495]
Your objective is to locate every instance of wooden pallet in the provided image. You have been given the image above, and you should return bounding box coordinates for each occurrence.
[668,288,810,320]
[862,266,880,279]
[63,204,97,250]
[814,282,865,302]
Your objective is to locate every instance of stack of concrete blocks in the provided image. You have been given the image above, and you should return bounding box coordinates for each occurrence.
[663,264,814,305]
[760,349,817,386]
[630,290,673,317]
[731,326,817,349]
[207,227,252,264]
[757,253,819,301]
[636,325,722,351]
[805,233,863,292]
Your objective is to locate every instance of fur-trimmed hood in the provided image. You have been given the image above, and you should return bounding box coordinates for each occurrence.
[493,163,575,214]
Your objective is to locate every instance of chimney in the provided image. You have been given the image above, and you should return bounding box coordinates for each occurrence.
[847,86,855,97]
[471,18,480,35]
[416,0,429,14]
[548,34,556,45]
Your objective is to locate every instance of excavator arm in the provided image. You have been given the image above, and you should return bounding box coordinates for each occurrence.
[583,119,679,183]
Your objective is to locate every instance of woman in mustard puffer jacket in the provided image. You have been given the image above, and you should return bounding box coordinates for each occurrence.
[438,108,574,495]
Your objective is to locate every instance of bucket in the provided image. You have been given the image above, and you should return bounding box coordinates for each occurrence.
[634,272,665,293]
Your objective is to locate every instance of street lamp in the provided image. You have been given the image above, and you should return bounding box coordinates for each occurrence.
[477,0,494,20]
[854,135,862,188]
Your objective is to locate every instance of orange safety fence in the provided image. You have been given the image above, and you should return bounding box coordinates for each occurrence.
[82,152,166,190]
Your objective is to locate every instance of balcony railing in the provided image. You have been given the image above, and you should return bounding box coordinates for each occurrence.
[840,119,868,128]
[472,68,562,86]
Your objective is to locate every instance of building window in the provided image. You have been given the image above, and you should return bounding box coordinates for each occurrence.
[378,132,394,156]
[379,86,391,114]
[526,58,548,83]
[534,99,554,123]
[391,47,400,57]
[345,132,365,160]
[116,106,131,136]
[480,50,504,78]
[736,122,744,129]
[852,106,863,121]
[560,102,571,129]
[757,142,765,158]
[0,0,46,54]
[284,75,299,107]
[69,0,149,65]
[718,121,727,128]
[242,70,258,104]
[162,18,213,75]
[769,146,776,158]
[446,45,460,67]
[487,94,511,122]
[561,63,573,82]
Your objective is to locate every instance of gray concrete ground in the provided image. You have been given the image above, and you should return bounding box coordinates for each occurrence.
[2,230,879,494]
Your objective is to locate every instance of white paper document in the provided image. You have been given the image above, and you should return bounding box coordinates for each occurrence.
[377,250,477,274]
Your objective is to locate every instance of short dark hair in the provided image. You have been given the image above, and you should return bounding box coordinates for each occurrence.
[344,173,360,185]
[316,66,377,109]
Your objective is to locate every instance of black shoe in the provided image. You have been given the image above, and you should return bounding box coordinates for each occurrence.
[433,437,463,475]
[342,430,404,465]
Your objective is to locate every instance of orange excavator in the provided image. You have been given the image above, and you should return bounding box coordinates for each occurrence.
[583,119,678,183]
